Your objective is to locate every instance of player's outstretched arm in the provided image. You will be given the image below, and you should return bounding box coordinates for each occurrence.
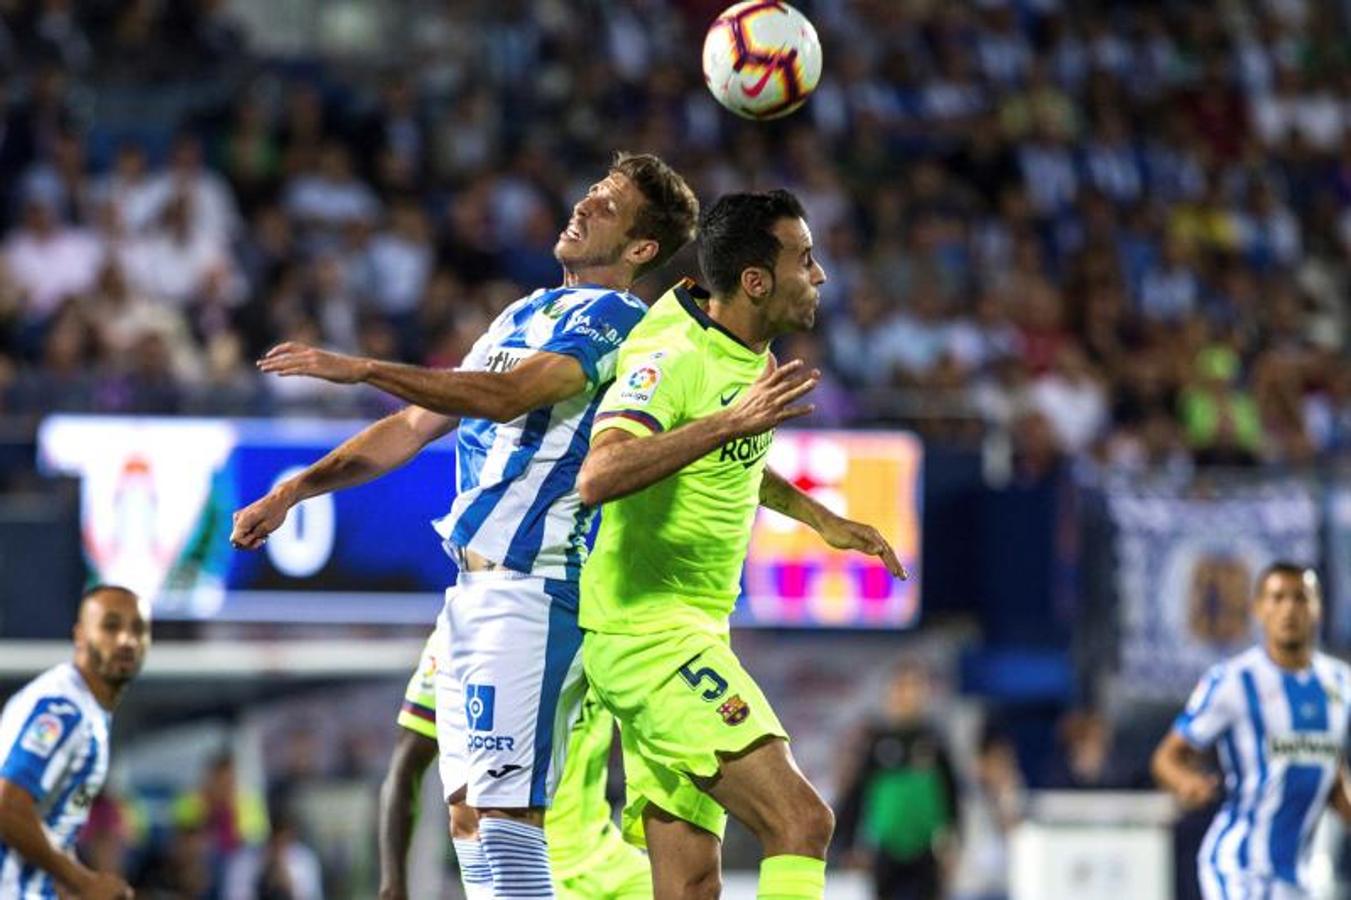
[258,342,589,422]
[576,358,818,506]
[231,405,454,550]
[0,778,133,899]
[1150,731,1220,810]
[377,728,440,900]
[760,469,908,579]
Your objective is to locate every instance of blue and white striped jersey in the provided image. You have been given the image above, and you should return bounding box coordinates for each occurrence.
[1176,645,1351,895]
[433,285,647,584]
[0,664,111,900]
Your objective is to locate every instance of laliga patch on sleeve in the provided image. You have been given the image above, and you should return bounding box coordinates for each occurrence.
[20,712,67,758]
[617,363,663,405]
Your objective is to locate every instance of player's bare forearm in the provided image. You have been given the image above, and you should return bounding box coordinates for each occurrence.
[0,779,95,893]
[378,729,439,900]
[576,415,740,506]
[291,406,453,502]
[577,359,822,506]
[361,360,524,421]
[232,406,454,550]
[759,468,829,531]
[1151,731,1219,809]
[761,469,909,578]
[260,342,589,423]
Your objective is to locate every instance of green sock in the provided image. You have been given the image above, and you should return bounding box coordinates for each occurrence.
[757,854,826,899]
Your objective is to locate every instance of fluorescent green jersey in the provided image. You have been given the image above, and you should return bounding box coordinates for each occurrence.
[580,280,772,635]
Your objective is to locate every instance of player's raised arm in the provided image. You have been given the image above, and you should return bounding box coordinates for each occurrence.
[258,343,590,423]
[759,469,908,580]
[0,779,132,899]
[230,404,455,550]
[575,357,818,507]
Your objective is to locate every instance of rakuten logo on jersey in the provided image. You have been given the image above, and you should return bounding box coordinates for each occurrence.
[718,431,772,468]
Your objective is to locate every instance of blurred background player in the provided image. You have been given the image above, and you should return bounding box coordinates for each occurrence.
[233,152,698,898]
[0,585,148,900]
[377,615,651,899]
[1152,562,1351,900]
[575,189,907,900]
[835,662,962,900]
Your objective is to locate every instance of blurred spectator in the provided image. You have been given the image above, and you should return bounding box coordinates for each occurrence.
[3,196,104,337]
[283,142,380,237]
[1026,346,1109,455]
[951,730,1026,900]
[135,133,242,242]
[837,663,961,900]
[173,753,270,892]
[222,804,323,900]
[1178,345,1264,466]
[1042,708,1135,790]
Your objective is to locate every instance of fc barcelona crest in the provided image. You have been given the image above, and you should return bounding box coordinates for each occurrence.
[718,695,749,726]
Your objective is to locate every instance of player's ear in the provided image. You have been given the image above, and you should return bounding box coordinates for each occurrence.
[740,266,773,303]
[625,237,659,269]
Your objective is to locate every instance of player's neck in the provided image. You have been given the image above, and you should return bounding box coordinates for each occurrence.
[74,660,124,711]
[562,265,633,291]
[1263,639,1314,672]
[706,297,772,353]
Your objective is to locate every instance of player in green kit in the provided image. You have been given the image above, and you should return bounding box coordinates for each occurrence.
[576,190,908,900]
[379,616,651,899]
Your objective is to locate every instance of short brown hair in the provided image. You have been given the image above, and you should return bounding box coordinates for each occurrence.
[610,152,699,279]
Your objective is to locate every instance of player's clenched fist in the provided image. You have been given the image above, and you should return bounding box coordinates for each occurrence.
[230,487,294,550]
[258,341,368,383]
[721,357,818,437]
[1174,771,1220,810]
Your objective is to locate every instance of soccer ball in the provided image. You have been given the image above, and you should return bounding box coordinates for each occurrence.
[702,1,823,121]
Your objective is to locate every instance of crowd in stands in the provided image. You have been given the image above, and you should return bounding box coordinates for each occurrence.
[0,0,1347,477]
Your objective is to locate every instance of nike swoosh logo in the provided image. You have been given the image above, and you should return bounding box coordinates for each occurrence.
[740,67,775,98]
[486,764,523,779]
[720,387,743,406]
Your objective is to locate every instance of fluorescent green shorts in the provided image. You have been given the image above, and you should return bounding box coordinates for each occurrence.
[582,628,787,847]
[555,821,652,899]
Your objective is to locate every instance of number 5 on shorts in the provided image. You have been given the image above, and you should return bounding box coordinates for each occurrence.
[678,659,728,701]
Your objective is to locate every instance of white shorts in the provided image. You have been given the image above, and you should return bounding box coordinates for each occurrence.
[435,570,586,809]
[1201,867,1311,900]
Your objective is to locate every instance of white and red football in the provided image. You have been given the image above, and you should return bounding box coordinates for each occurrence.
[702,1,823,120]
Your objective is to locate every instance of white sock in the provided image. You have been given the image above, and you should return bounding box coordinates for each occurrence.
[478,817,556,898]
[452,837,494,899]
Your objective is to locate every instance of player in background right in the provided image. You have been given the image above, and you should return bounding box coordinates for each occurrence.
[1152,562,1351,900]
[575,189,908,900]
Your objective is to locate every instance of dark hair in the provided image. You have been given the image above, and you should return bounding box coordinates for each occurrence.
[80,584,137,607]
[609,152,699,279]
[1256,561,1316,593]
[697,189,807,296]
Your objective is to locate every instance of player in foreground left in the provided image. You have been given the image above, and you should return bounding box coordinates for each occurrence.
[379,613,651,900]
[0,586,149,900]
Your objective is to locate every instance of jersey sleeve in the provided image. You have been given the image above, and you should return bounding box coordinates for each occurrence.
[0,696,85,802]
[539,291,647,388]
[1173,664,1234,749]
[593,345,693,438]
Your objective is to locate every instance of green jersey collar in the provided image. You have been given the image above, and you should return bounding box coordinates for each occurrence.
[673,280,766,358]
